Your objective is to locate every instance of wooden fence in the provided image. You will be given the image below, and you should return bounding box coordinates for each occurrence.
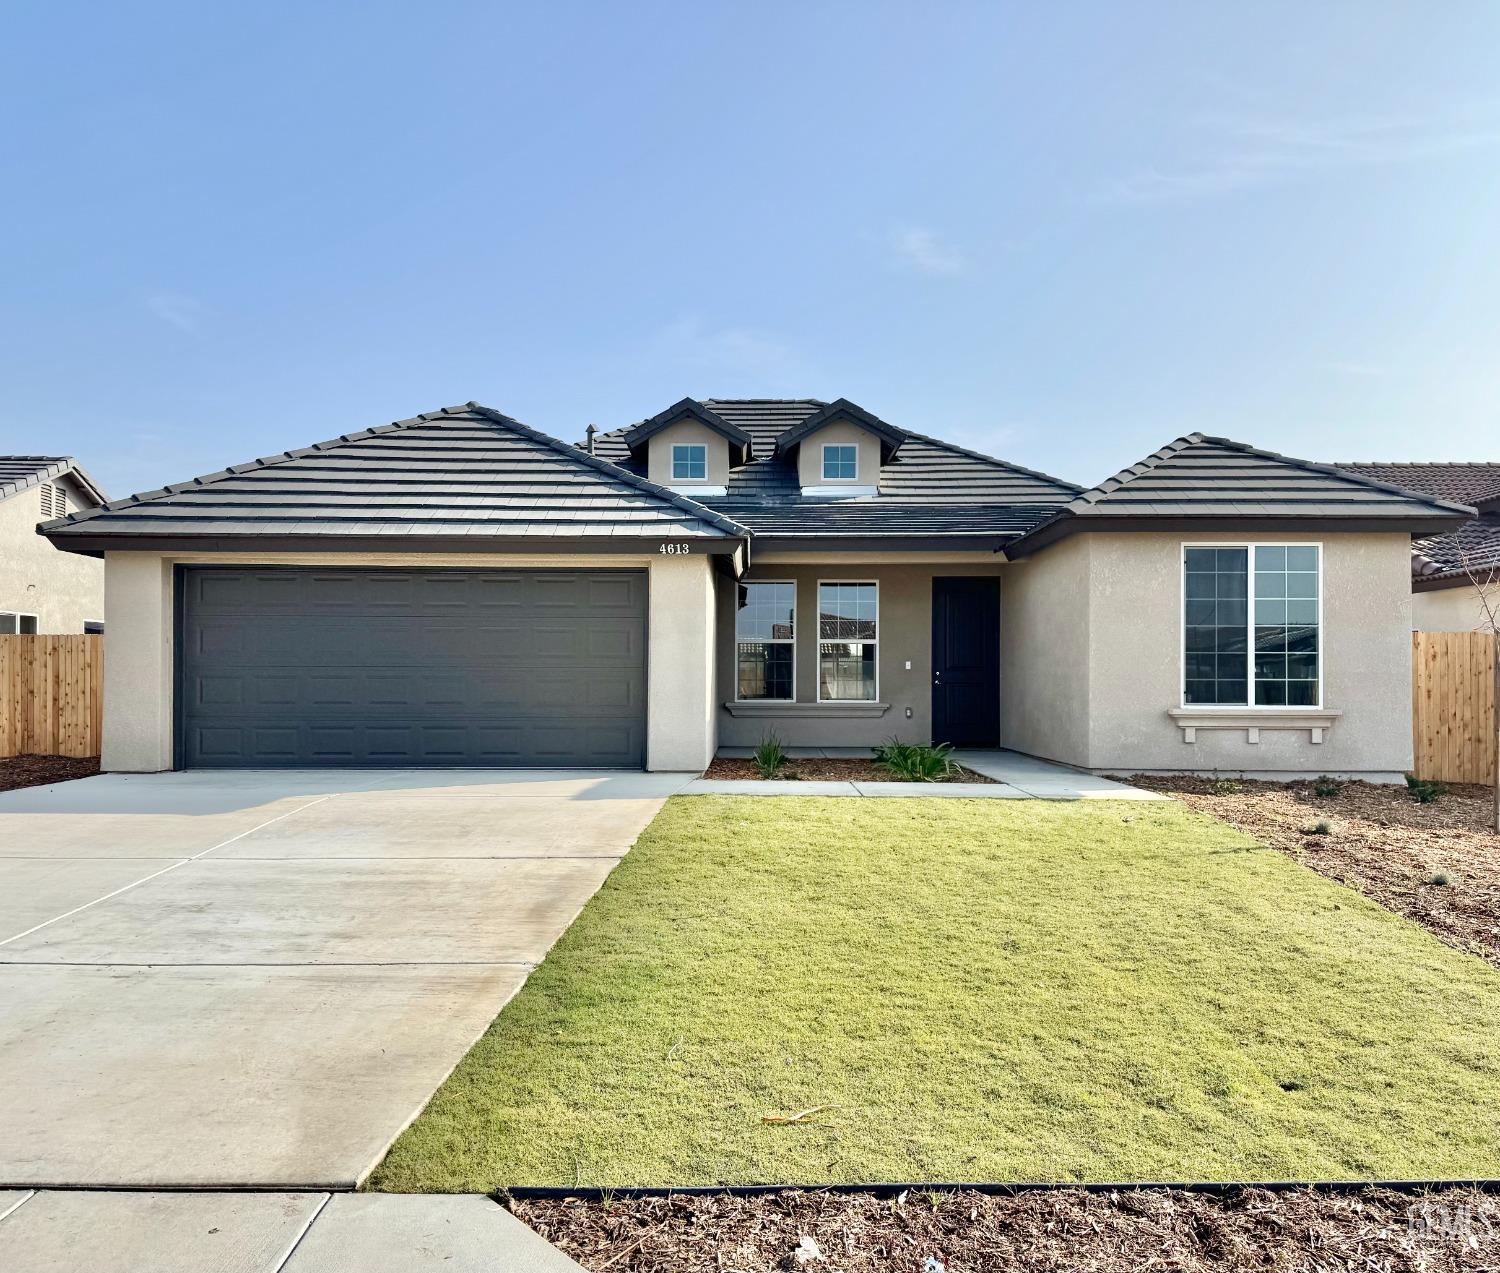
[1412,630,1497,785]
[0,635,104,758]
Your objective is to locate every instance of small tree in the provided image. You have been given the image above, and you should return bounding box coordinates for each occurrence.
[1459,550,1500,834]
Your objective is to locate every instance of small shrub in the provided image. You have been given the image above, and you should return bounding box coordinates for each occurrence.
[752,733,787,779]
[1305,820,1332,836]
[1406,775,1446,804]
[1312,776,1342,798]
[1427,870,1452,887]
[1208,777,1244,795]
[873,738,957,782]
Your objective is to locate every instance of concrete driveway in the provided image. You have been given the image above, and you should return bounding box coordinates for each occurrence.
[0,768,692,1189]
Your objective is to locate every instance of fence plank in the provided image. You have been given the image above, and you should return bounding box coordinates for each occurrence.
[0,635,104,758]
[1412,629,1497,785]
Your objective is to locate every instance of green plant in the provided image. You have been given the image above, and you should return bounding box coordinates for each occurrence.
[1208,778,1244,795]
[1406,775,1446,805]
[1306,820,1332,836]
[1313,776,1342,798]
[752,733,787,779]
[1427,870,1452,887]
[873,738,957,782]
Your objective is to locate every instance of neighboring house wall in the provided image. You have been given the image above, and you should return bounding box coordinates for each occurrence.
[0,472,104,633]
[794,421,881,490]
[1413,583,1491,632]
[716,560,1003,749]
[997,535,1093,764]
[645,419,731,488]
[98,550,719,774]
[1001,531,1412,779]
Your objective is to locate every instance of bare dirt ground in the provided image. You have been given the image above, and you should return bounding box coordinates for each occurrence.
[703,757,996,783]
[0,753,99,793]
[511,1185,1496,1272]
[1125,775,1500,969]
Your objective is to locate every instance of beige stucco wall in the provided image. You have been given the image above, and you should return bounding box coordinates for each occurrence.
[1413,583,1491,631]
[645,419,731,489]
[794,420,881,490]
[96,549,718,774]
[0,473,105,633]
[996,535,1092,764]
[716,561,1004,749]
[1000,530,1414,778]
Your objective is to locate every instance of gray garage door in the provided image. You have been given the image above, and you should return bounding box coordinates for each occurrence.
[177,567,647,768]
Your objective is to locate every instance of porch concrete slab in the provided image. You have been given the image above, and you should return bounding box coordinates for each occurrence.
[0,1189,326,1273]
[951,751,1169,800]
[0,856,617,966]
[0,962,528,1187]
[281,1194,585,1273]
[849,781,1032,798]
[213,793,661,859]
[0,801,336,859]
[680,779,862,796]
[0,857,184,942]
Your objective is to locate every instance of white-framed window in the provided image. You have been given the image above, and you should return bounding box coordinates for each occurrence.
[672,443,707,481]
[822,444,857,481]
[1182,543,1321,708]
[818,580,878,701]
[0,613,39,635]
[735,581,795,701]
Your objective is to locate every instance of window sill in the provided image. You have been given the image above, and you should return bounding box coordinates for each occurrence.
[723,701,891,719]
[1166,708,1342,744]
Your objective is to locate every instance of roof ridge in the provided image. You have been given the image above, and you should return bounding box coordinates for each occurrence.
[465,404,749,538]
[3,455,108,508]
[46,405,477,530]
[1064,433,1203,510]
[1334,459,1500,467]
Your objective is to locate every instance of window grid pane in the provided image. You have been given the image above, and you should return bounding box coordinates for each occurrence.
[1183,547,1247,705]
[736,583,795,700]
[818,582,877,700]
[672,444,707,480]
[822,445,857,480]
[1253,544,1319,706]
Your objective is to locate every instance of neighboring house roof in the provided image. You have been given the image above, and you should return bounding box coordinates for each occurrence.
[1333,461,1500,586]
[0,456,107,506]
[41,404,746,555]
[1010,434,1473,556]
[589,399,1082,545]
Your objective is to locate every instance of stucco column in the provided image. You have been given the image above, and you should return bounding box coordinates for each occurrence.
[101,553,175,772]
[647,553,717,771]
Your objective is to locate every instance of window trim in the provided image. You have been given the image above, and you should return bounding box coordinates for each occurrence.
[821,443,859,482]
[671,442,708,482]
[0,612,39,635]
[1179,541,1324,711]
[733,579,797,704]
[816,578,879,704]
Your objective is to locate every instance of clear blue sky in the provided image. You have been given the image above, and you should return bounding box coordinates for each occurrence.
[3,2,1498,499]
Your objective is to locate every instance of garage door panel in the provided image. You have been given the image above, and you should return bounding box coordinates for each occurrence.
[179,568,646,767]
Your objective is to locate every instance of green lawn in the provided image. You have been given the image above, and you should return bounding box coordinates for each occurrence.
[371,797,1500,1190]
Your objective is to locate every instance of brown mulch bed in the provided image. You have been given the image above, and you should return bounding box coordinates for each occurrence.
[0,753,99,793]
[703,757,996,784]
[511,1186,1496,1272]
[1123,774,1500,968]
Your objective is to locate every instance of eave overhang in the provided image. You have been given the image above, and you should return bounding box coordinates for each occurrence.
[622,398,753,465]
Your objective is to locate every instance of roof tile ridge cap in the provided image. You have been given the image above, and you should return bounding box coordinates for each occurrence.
[897,429,1084,493]
[1335,459,1500,468]
[1067,434,1201,510]
[1201,434,1478,516]
[465,402,750,538]
[45,406,451,529]
[0,457,70,502]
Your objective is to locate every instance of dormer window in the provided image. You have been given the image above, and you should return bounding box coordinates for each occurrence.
[672,444,707,481]
[822,445,857,481]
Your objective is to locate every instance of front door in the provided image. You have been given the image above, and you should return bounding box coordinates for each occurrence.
[931,576,1000,747]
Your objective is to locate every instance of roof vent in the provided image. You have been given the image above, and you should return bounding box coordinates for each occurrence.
[585,423,597,456]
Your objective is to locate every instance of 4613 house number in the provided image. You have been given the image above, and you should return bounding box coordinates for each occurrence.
[658,543,692,555]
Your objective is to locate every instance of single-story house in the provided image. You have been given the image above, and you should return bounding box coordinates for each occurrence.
[1,456,107,634]
[1334,462,1500,633]
[40,400,1472,780]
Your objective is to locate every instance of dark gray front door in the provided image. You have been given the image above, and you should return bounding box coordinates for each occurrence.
[177,567,647,768]
[931,576,1000,747]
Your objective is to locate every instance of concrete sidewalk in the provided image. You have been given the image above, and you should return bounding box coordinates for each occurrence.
[0,1189,584,1272]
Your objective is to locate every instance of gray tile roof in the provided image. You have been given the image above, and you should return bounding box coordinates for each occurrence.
[1332,461,1500,583]
[0,456,106,506]
[589,398,1081,540]
[42,405,745,547]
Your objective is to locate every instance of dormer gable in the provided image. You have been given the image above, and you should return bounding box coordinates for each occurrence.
[771,399,907,495]
[623,398,753,493]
